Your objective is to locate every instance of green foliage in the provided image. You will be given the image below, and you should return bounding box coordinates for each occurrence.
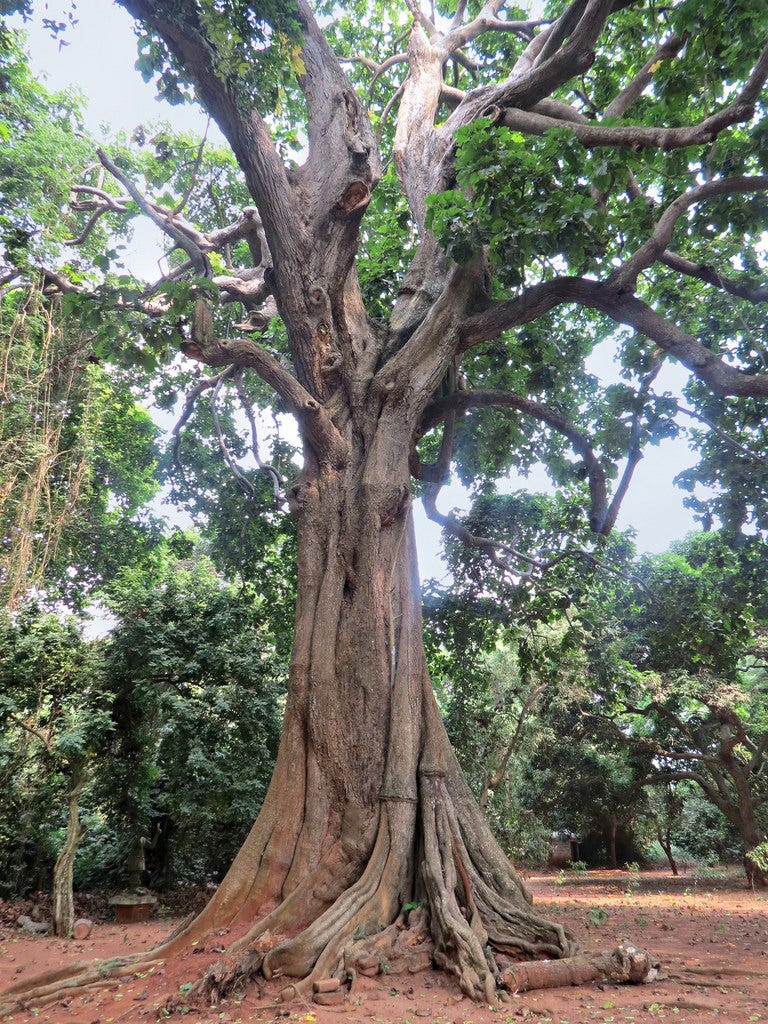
[95,545,285,884]
[0,605,110,896]
[0,286,162,608]
[133,1,303,114]
[427,122,608,285]
[0,29,97,270]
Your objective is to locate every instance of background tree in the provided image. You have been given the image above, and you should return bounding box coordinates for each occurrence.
[4,0,768,1008]
[0,605,111,934]
[579,533,768,882]
[94,544,285,890]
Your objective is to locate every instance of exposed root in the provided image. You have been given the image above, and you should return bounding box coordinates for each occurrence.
[1,781,601,1016]
[175,949,264,1009]
[0,955,162,1017]
[344,906,435,976]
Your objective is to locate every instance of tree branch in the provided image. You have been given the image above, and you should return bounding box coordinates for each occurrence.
[420,387,609,532]
[660,250,768,304]
[604,34,686,119]
[490,100,758,153]
[182,300,347,466]
[607,176,768,294]
[461,277,768,398]
[600,354,664,535]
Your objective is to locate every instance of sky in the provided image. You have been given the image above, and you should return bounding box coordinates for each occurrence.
[13,0,705,577]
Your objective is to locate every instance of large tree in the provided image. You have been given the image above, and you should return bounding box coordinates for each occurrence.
[4,0,768,1009]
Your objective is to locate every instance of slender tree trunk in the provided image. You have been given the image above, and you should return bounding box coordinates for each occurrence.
[606,813,618,870]
[52,771,87,937]
[657,829,678,876]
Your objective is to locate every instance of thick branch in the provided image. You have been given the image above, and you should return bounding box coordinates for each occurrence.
[182,301,347,466]
[491,101,757,153]
[445,0,615,133]
[117,0,298,270]
[461,277,768,398]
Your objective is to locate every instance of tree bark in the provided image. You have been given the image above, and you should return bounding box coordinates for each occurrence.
[657,829,678,876]
[52,771,87,938]
[162,417,572,998]
[606,813,618,870]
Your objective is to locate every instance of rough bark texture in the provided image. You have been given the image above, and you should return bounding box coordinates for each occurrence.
[501,943,659,992]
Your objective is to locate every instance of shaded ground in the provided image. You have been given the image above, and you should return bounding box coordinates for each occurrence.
[2,868,768,1023]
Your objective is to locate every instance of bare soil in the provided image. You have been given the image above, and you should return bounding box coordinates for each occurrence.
[2,868,767,1024]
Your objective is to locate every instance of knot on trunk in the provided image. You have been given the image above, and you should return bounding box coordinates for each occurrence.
[334,181,371,218]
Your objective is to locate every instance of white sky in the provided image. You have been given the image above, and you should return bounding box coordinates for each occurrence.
[15,0,705,577]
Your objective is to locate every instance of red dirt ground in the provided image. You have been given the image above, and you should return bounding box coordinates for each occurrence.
[2,868,768,1024]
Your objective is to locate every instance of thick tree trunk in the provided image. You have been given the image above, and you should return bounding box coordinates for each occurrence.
[743,833,768,888]
[0,397,571,1013]
[170,420,572,996]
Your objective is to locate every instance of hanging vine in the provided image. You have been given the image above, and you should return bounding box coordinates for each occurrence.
[0,285,103,607]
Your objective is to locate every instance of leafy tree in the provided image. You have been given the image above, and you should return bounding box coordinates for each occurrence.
[93,546,285,889]
[0,605,111,934]
[0,284,163,608]
[4,0,768,1007]
[579,533,768,882]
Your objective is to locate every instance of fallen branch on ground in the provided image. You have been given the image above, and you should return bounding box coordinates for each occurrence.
[501,943,659,993]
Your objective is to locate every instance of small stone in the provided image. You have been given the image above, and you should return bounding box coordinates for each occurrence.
[358,965,379,977]
[279,985,297,1003]
[313,977,341,993]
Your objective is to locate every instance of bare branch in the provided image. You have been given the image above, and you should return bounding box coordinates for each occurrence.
[209,368,257,498]
[234,373,283,502]
[171,367,233,482]
[170,119,210,216]
[96,147,211,277]
[446,0,543,51]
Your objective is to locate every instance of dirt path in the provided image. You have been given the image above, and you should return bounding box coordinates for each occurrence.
[2,869,767,1024]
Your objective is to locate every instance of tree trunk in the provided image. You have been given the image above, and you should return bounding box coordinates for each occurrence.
[52,772,87,937]
[156,415,573,999]
[606,813,618,870]
[657,829,678,876]
[743,834,767,888]
[0,419,573,1015]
